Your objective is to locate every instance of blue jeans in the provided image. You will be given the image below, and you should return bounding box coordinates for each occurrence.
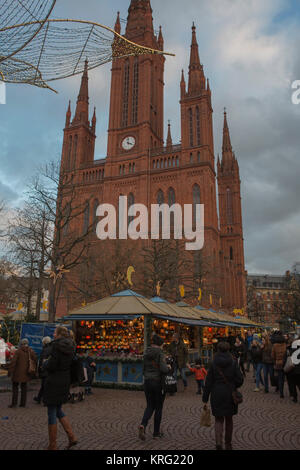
[47,405,65,425]
[173,364,187,387]
[255,363,264,388]
[262,364,274,392]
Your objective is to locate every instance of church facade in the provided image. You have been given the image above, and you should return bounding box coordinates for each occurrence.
[57,0,247,316]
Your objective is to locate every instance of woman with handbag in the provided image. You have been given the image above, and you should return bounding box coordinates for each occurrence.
[8,338,37,408]
[202,341,244,451]
[43,326,77,450]
[139,333,170,441]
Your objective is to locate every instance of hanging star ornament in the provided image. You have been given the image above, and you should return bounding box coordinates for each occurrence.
[46,265,70,285]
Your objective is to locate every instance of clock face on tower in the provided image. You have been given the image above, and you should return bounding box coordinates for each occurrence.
[122,136,136,151]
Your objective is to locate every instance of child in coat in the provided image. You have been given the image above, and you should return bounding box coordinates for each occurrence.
[187,359,207,394]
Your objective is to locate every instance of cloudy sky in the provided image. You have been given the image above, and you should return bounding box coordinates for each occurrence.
[1,0,300,275]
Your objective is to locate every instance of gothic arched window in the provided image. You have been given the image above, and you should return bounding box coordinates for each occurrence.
[132,57,139,125]
[72,135,78,169]
[230,246,234,261]
[189,108,194,147]
[168,187,175,206]
[193,184,201,227]
[157,189,164,205]
[67,136,72,170]
[226,188,233,225]
[122,59,130,127]
[196,106,201,146]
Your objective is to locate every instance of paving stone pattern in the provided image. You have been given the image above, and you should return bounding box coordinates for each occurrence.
[0,372,299,451]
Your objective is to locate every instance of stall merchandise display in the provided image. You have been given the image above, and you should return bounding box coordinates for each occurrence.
[76,319,144,356]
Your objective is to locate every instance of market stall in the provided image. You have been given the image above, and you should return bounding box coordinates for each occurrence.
[63,290,217,387]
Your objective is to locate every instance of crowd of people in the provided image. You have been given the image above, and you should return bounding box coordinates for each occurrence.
[4,326,300,451]
[139,329,300,450]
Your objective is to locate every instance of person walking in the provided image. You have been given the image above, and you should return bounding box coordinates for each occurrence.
[271,331,287,399]
[250,340,264,391]
[286,338,300,403]
[245,330,254,373]
[202,342,244,450]
[261,335,274,394]
[34,337,52,404]
[232,337,247,377]
[82,350,97,395]
[139,333,170,441]
[187,359,207,394]
[8,338,37,408]
[43,326,77,450]
[167,333,188,390]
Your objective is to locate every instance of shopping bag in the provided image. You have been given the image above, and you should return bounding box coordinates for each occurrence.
[283,356,295,374]
[200,405,211,427]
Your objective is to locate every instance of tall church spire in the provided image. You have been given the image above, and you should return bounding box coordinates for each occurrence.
[125,0,155,46]
[65,100,71,128]
[73,60,89,125]
[188,23,206,95]
[221,108,237,171]
[222,109,232,154]
[114,11,121,34]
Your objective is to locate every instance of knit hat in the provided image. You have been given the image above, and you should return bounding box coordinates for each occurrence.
[152,334,164,346]
[20,338,29,346]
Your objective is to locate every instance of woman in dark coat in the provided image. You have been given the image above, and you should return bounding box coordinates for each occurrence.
[33,336,52,404]
[202,342,244,450]
[8,338,37,408]
[43,326,77,450]
[139,333,170,441]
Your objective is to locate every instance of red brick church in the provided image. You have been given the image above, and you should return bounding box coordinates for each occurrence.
[57,0,247,316]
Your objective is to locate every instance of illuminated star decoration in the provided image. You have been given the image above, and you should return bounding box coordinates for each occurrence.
[46,265,70,285]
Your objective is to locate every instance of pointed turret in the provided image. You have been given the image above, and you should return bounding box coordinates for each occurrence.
[219,109,240,175]
[166,120,172,148]
[65,100,71,128]
[73,60,89,125]
[180,69,186,99]
[91,107,96,133]
[114,11,121,34]
[158,25,164,50]
[222,109,232,154]
[188,23,206,96]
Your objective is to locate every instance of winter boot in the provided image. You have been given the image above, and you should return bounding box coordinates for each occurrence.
[59,416,78,450]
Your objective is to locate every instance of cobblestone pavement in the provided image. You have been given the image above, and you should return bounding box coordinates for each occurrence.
[0,372,299,451]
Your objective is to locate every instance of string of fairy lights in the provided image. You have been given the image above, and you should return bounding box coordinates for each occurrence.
[0,2,175,92]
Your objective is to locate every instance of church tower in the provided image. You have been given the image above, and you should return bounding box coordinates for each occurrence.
[180,24,219,263]
[217,110,247,309]
[106,0,165,176]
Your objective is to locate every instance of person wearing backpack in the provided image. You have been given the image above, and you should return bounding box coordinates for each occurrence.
[202,341,244,451]
[271,331,287,399]
[138,333,170,441]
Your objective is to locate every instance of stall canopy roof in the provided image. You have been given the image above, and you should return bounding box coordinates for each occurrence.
[63,289,261,327]
[64,291,218,322]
